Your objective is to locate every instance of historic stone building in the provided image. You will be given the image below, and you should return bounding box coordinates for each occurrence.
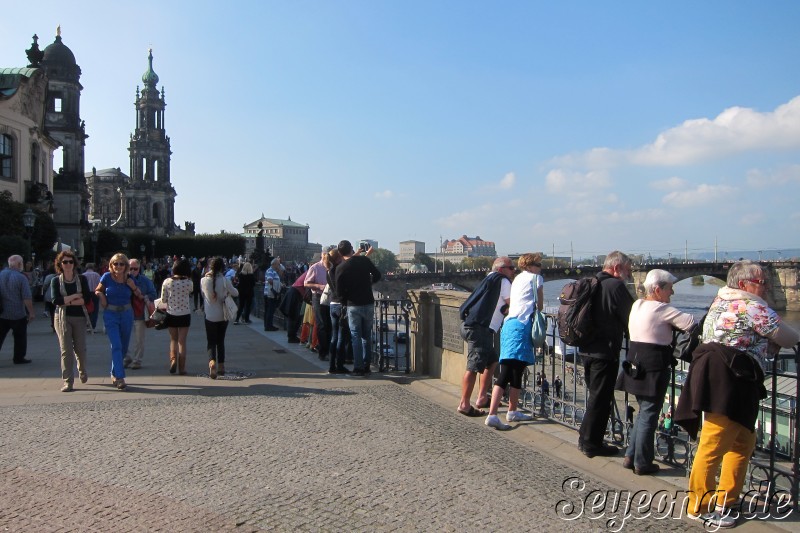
[0,49,58,212]
[242,215,320,263]
[86,49,184,236]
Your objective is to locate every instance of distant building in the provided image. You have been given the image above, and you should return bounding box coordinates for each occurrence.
[398,240,425,270]
[242,214,320,263]
[441,235,497,257]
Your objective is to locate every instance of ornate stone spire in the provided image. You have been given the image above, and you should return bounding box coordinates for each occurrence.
[25,34,44,67]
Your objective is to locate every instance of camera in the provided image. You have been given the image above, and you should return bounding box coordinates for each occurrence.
[359,242,368,252]
[622,360,644,379]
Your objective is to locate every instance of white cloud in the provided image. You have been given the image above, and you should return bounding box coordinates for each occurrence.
[374,190,394,199]
[662,184,735,208]
[436,203,496,229]
[650,176,688,190]
[545,169,611,193]
[746,165,800,187]
[550,95,800,170]
[499,172,516,190]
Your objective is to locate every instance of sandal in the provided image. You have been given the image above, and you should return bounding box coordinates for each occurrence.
[457,406,486,417]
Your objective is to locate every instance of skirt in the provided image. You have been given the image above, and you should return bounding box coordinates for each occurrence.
[165,312,191,328]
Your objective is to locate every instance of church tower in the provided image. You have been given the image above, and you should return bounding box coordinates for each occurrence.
[124,49,176,234]
[39,27,89,251]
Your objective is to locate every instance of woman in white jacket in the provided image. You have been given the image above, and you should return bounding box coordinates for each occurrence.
[201,257,238,379]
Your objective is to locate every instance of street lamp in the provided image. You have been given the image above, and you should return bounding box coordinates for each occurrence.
[91,225,99,264]
[151,239,156,262]
[22,208,36,261]
[140,243,146,260]
[121,238,128,252]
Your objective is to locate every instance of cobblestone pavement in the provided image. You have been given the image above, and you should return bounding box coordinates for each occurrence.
[0,305,773,531]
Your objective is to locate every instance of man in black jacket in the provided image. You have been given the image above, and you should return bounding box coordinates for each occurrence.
[577,250,633,457]
[334,240,381,376]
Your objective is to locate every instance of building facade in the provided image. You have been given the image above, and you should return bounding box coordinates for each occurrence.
[242,215,320,263]
[86,50,183,236]
[398,240,425,269]
[441,235,497,257]
[0,58,58,211]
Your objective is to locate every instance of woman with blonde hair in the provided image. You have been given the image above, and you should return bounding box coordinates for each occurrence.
[161,258,194,375]
[51,250,92,392]
[95,253,143,390]
[485,253,542,430]
[201,257,238,378]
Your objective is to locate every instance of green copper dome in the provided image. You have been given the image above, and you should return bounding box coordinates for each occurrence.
[142,49,159,87]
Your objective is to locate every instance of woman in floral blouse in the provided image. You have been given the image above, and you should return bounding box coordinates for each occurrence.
[161,258,194,375]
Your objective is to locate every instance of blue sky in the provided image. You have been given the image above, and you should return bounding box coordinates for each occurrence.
[3,1,799,259]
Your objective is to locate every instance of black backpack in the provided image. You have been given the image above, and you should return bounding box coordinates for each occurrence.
[557,276,601,347]
[459,272,504,329]
[673,313,706,363]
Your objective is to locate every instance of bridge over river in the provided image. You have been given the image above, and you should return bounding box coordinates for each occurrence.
[376,261,800,311]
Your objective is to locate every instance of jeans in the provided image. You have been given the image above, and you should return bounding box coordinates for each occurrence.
[103,308,133,379]
[0,317,28,362]
[578,355,618,448]
[329,304,346,370]
[347,304,373,371]
[263,296,277,329]
[625,395,661,468]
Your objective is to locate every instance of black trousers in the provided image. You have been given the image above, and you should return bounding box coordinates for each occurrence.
[0,317,28,362]
[578,355,618,448]
[204,319,229,363]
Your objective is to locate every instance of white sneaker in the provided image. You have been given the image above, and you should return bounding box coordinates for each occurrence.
[485,414,511,430]
[688,510,736,529]
[506,411,534,422]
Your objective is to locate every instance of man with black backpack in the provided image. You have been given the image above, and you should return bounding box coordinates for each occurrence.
[456,257,514,416]
[577,251,634,458]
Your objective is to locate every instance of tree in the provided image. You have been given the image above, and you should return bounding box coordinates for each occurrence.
[369,247,400,274]
[414,252,434,271]
[0,192,58,263]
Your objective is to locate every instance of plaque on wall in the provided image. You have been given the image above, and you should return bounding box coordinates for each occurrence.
[434,304,464,353]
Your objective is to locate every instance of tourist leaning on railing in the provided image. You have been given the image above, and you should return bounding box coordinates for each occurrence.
[675,260,800,529]
[615,269,695,476]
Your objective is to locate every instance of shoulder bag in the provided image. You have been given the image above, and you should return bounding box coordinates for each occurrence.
[530,277,547,350]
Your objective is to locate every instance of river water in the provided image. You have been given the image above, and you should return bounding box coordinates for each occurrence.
[542,277,800,330]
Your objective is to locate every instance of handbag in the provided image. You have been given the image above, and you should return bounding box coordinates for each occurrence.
[530,277,547,350]
[223,294,238,321]
[148,308,167,329]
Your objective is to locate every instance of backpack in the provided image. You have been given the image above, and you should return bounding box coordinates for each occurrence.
[672,313,706,363]
[557,276,601,347]
[459,272,504,329]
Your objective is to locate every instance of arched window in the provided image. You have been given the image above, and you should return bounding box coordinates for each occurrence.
[0,134,13,179]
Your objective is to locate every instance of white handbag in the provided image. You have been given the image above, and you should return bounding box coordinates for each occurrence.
[223,294,238,321]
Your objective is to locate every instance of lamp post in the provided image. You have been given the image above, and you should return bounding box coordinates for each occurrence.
[121,238,128,252]
[91,225,98,264]
[22,208,36,261]
[140,243,146,262]
[151,239,156,262]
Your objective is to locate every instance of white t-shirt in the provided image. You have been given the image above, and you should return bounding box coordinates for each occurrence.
[489,277,512,332]
[628,299,696,345]
[505,271,543,325]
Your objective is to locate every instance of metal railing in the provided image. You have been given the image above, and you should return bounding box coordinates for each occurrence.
[251,284,412,372]
[522,312,800,508]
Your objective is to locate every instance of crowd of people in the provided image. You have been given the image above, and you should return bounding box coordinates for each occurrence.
[456,252,799,529]
[3,246,799,529]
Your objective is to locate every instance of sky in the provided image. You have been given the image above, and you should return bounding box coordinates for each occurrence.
[3,1,800,260]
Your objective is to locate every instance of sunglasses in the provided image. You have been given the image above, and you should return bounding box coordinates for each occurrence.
[113,262,128,267]
[129,267,140,271]
[61,260,74,265]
